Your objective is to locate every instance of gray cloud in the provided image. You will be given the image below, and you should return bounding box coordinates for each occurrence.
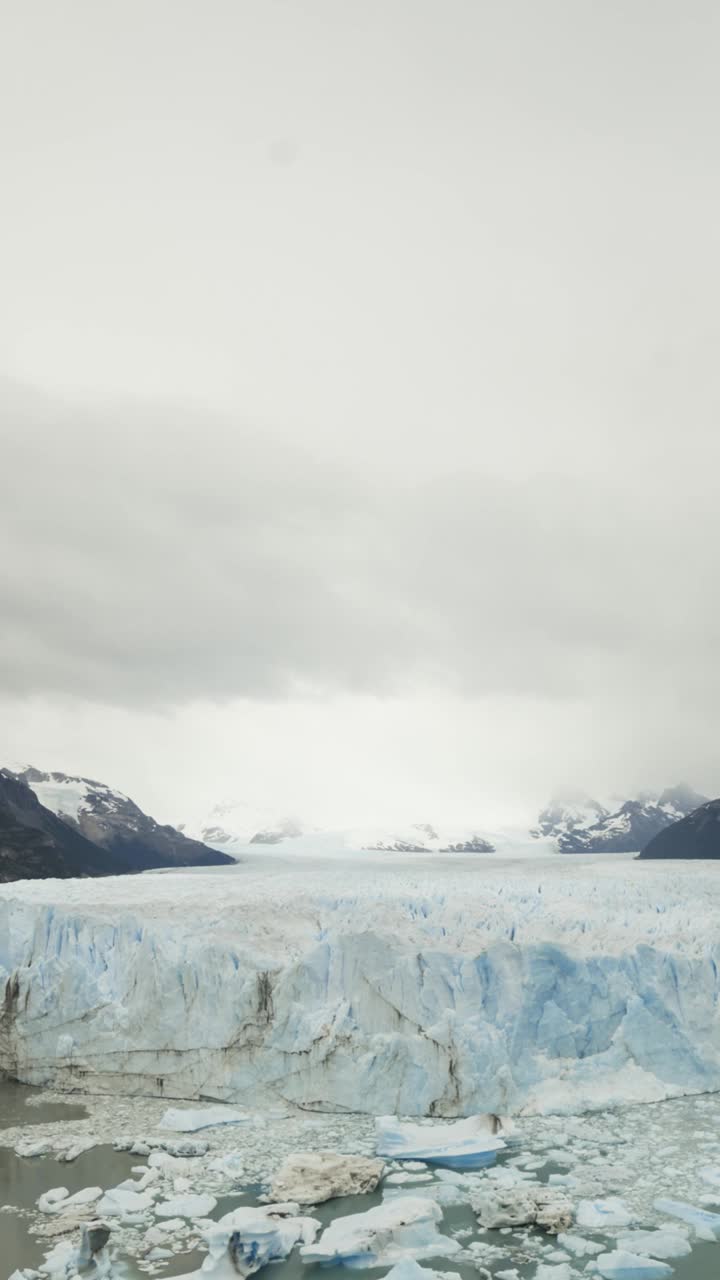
[1,378,718,719]
[1,1,720,816]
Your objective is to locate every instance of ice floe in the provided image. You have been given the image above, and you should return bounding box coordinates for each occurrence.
[595,1251,673,1280]
[576,1198,634,1229]
[300,1195,460,1267]
[178,1202,320,1278]
[376,1115,507,1169]
[158,1107,249,1132]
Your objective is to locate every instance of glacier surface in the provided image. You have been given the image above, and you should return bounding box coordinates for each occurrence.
[1,852,720,1115]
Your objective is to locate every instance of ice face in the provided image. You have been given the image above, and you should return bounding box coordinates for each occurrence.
[2,856,720,1115]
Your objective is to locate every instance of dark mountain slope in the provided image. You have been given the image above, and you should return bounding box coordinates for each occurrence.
[638,799,720,860]
[0,773,131,881]
[9,767,234,871]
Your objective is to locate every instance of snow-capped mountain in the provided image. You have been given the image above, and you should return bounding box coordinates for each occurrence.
[180,806,549,857]
[359,822,496,853]
[638,796,720,860]
[7,766,234,871]
[535,785,709,853]
[178,801,306,854]
[531,790,609,844]
[0,770,130,882]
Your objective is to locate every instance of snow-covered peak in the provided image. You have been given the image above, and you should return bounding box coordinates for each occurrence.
[536,785,710,854]
[5,766,129,824]
[179,801,306,852]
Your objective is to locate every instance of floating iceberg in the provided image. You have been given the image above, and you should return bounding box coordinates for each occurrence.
[300,1195,460,1268]
[616,1230,691,1260]
[268,1153,385,1204]
[472,1183,573,1232]
[36,1223,112,1278]
[653,1198,720,1239]
[576,1198,634,1229]
[158,1106,249,1132]
[383,1262,461,1280]
[376,1115,507,1169]
[95,1186,156,1217]
[37,1185,102,1214]
[155,1193,217,1218]
[595,1251,673,1280]
[194,1203,320,1278]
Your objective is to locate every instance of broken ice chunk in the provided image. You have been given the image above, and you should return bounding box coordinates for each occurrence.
[155,1193,218,1218]
[185,1202,320,1278]
[654,1198,720,1239]
[158,1106,249,1132]
[616,1230,690,1260]
[268,1153,385,1204]
[382,1261,461,1280]
[595,1251,673,1280]
[376,1115,508,1170]
[301,1195,460,1268]
[576,1198,633,1230]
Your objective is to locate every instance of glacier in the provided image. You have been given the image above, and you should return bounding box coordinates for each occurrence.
[1,853,720,1115]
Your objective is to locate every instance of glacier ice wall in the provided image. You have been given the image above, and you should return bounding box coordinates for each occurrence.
[1,862,719,1116]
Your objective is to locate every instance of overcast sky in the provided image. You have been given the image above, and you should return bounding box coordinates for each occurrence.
[1,0,719,827]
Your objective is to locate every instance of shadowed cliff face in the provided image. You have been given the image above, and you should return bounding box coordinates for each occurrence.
[639,799,720,860]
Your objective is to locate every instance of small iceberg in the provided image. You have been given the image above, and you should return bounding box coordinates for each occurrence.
[576,1198,634,1230]
[155,1193,218,1218]
[158,1106,249,1133]
[595,1251,674,1280]
[383,1262,461,1280]
[616,1231,691,1261]
[268,1153,385,1204]
[300,1195,459,1268]
[654,1198,720,1240]
[375,1115,508,1170]
[175,1203,320,1279]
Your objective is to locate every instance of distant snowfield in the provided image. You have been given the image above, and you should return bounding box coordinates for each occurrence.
[1,851,719,1117]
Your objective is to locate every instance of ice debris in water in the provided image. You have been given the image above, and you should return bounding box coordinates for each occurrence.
[34,1222,112,1278]
[300,1195,460,1267]
[95,1186,157,1217]
[472,1183,573,1233]
[175,1202,320,1278]
[576,1198,634,1229]
[616,1230,691,1260]
[155,1192,218,1218]
[375,1115,508,1169]
[595,1251,673,1280]
[37,1185,102,1214]
[382,1261,462,1280]
[653,1198,720,1239]
[158,1106,250,1132]
[557,1233,603,1258]
[268,1152,385,1203]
